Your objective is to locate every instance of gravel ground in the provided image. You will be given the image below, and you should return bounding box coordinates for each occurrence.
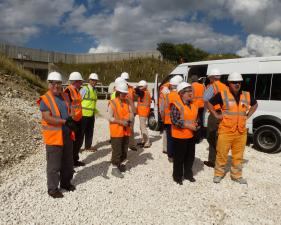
[1,100,281,225]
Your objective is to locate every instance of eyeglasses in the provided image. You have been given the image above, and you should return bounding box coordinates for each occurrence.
[49,81,62,86]
[230,81,242,85]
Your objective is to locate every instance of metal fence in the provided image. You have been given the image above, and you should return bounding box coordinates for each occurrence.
[0,42,162,64]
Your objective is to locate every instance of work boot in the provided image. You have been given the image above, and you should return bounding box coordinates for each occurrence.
[173,177,183,185]
[111,167,124,178]
[48,190,64,198]
[184,176,196,182]
[213,176,223,183]
[144,142,152,148]
[231,177,247,184]
[129,146,138,151]
[60,184,76,192]
[204,161,215,168]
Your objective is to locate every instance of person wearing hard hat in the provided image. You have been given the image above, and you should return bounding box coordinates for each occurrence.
[170,82,199,185]
[120,72,138,151]
[135,80,152,148]
[38,72,76,198]
[159,75,182,161]
[64,72,85,167]
[108,82,134,178]
[203,68,227,168]
[191,75,205,141]
[207,72,258,184]
[79,73,99,152]
[111,77,125,100]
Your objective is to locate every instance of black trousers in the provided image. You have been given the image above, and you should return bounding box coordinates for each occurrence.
[79,116,95,149]
[46,129,73,192]
[111,136,129,166]
[173,137,195,180]
[73,120,82,163]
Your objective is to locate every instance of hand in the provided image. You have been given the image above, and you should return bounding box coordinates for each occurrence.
[215,113,223,121]
[120,120,129,126]
[161,87,170,95]
[65,117,77,132]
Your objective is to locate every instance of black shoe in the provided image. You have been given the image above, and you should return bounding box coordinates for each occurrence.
[184,176,196,182]
[129,146,138,151]
[137,142,144,146]
[48,190,64,198]
[74,161,85,167]
[118,164,126,172]
[60,184,76,192]
[203,161,215,168]
[173,178,183,185]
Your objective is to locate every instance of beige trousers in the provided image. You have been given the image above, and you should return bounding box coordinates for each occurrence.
[139,116,151,145]
[129,117,137,148]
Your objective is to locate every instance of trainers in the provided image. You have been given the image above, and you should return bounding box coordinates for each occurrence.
[111,168,124,178]
[231,177,247,184]
[144,143,152,148]
[184,176,196,182]
[60,184,76,192]
[48,190,64,198]
[118,164,126,172]
[213,176,223,183]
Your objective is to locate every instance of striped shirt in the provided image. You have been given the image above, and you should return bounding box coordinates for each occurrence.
[203,85,214,101]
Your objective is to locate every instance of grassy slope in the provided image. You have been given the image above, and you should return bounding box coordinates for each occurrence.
[56,58,176,85]
[0,54,47,93]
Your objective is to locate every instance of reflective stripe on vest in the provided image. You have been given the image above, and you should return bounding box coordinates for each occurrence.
[109,98,131,137]
[212,81,227,111]
[164,90,179,124]
[219,89,250,134]
[171,99,198,139]
[81,85,97,117]
[192,82,205,108]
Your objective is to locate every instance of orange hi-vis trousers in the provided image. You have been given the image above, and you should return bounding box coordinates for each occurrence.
[215,130,247,179]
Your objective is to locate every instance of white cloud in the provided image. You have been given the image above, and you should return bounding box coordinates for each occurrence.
[237,34,281,57]
[0,0,74,43]
[89,44,119,53]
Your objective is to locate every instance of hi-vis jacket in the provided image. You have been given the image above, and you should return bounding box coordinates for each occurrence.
[160,90,179,125]
[81,84,98,117]
[137,89,151,117]
[64,85,82,121]
[192,82,205,108]
[212,80,227,111]
[109,98,131,137]
[171,99,198,139]
[219,88,250,134]
[38,91,74,146]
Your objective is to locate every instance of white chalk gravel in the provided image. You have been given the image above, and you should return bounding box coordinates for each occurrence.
[1,100,281,225]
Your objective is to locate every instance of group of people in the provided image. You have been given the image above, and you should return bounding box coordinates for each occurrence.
[159,69,258,185]
[38,68,258,197]
[38,71,152,198]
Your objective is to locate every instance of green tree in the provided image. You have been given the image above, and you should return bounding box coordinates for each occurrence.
[157,42,178,62]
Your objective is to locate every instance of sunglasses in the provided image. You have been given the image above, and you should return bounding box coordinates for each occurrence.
[49,81,62,86]
[230,81,242,85]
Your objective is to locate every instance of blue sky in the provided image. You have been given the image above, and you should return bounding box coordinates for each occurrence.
[1,0,281,56]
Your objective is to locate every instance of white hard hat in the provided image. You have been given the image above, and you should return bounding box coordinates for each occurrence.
[69,72,83,81]
[115,77,126,84]
[170,75,183,86]
[115,82,128,93]
[228,72,243,81]
[47,71,62,81]
[177,82,192,93]
[137,80,147,87]
[89,73,99,80]
[207,68,221,77]
[120,72,129,80]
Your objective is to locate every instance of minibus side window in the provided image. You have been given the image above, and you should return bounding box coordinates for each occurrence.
[271,74,281,101]
[241,74,256,93]
[255,74,272,100]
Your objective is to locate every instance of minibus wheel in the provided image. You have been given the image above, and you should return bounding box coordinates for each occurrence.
[253,125,281,153]
[148,111,162,131]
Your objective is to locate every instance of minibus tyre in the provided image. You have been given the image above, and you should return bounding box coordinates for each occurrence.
[253,125,281,153]
[148,112,161,131]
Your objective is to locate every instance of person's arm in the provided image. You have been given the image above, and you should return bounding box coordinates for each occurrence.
[80,87,87,99]
[128,103,134,122]
[207,93,223,121]
[107,104,128,126]
[42,111,66,125]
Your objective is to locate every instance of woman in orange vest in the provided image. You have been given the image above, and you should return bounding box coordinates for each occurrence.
[38,72,77,198]
[64,71,84,167]
[108,82,134,178]
[135,80,151,148]
[170,82,199,185]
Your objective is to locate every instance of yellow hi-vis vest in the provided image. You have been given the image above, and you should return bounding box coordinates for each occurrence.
[111,91,116,100]
[81,85,98,117]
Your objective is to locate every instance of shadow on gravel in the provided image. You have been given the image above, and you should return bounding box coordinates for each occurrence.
[82,142,111,164]
[192,157,204,176]
[135,134,162,144]
[126,147,153,171]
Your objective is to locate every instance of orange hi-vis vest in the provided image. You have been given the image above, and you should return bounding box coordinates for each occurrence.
[171,99,198,139]
[127,86,135,101]
[64,85,82,121]
[192,82,205,108]
[39,91,73,146]
[109,98,131,137]
[163,90,180,124]
[137,89,151,117]
[219,89,251,134]
[212,80,227,111]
